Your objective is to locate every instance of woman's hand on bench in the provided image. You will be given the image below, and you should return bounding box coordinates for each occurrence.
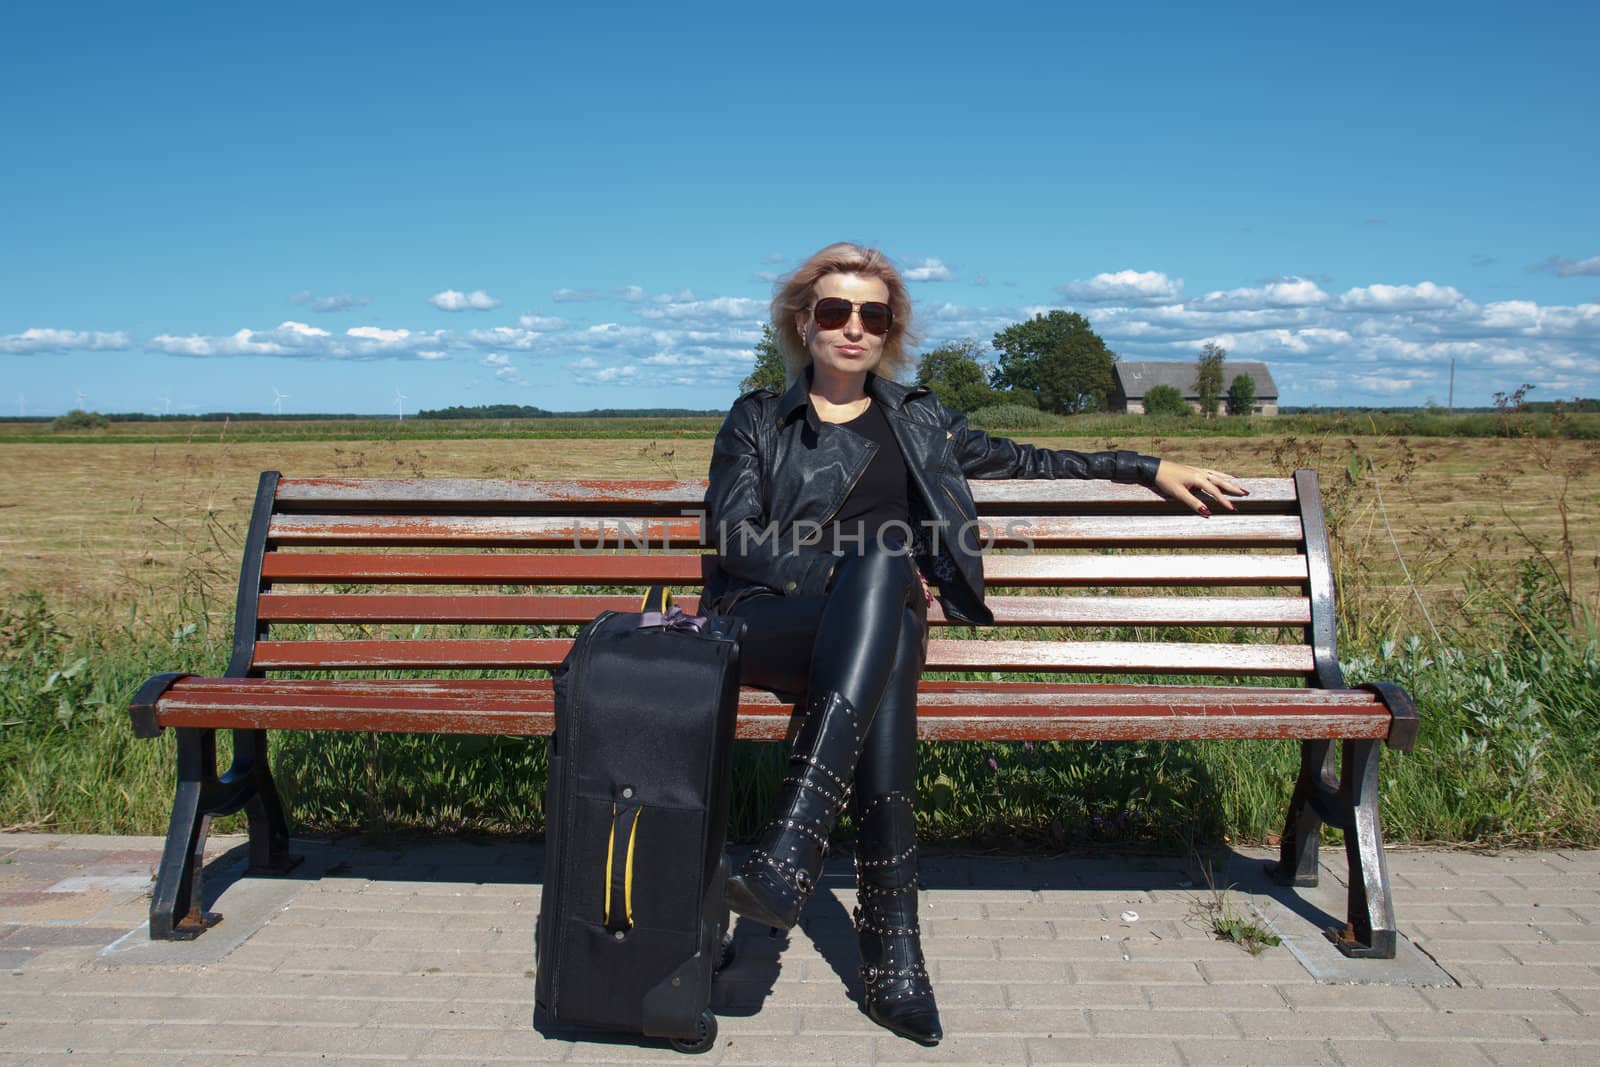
[1151,460,1250,517]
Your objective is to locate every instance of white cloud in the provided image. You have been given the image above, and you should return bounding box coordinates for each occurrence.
[636,296,766,322]
[346,326,408,343]
[481,354,512,368]
[289,290,368,313]
[553,288,602,303]
[571,360,640,386]
[1349,375,1419,396]
[430,289,501,311]
[1,328,132,354]
[1339,282,1467,311]
[1058,270,1183,304]
[1197,277,1330,309]
[148,321,449,360]
[1535,255,1600,277]
[417,350,449,361]
[904,258,955,282]
[467,327,543,351]
[619,286,645,303]
[518,313,566,330]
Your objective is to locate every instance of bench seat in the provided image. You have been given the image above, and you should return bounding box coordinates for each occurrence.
[129,469,1418,958]
[137,675,1404,744]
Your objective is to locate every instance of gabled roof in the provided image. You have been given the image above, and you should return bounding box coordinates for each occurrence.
[1114,360,1278,399]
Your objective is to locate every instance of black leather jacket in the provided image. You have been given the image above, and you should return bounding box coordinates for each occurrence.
[701,370,1161,625]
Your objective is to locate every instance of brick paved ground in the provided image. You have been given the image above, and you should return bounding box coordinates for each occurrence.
[2,833,1596,1065]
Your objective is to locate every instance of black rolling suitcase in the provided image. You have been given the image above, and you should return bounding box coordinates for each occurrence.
[534,597,743,1054]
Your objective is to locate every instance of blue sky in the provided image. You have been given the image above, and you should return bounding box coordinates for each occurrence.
[3,2,1596,415]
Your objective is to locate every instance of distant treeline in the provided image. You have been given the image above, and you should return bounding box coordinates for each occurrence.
[1280,400,1600,414]
[415,404,724,419]
[0,405,725,424]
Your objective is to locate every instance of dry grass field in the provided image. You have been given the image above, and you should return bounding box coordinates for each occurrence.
[2,430,1596,640]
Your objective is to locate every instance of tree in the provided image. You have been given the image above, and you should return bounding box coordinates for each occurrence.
[916,339,1000,412]
[50,409,110,430]
[1226,373,1257,416]
[741,322,786,393]
[1143,385,1190,417]
[990,311,1116,415]
[1194,342,1226,418]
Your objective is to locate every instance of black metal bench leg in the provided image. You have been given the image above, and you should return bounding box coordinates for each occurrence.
[1267,739,1334,887]
[150,727,224,941]
[229,728,300,876]
[1331,738,1398,959]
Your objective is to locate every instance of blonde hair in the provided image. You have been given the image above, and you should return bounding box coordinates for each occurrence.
[770,242,918,384]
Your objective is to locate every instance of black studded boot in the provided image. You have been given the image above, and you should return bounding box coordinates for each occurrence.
[855,791,941,1045]
[725,689,871,930]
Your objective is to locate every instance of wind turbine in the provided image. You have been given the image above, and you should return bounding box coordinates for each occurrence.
[272,387,289,416]
[75,388,86,409]
[160,395,173,416]
[394,386,408,421]
[16,394,24,417]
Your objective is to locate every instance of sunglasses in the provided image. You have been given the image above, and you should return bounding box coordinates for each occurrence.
[809,297,893,335]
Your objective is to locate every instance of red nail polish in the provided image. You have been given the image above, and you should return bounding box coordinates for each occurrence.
[1199,505,1211,517]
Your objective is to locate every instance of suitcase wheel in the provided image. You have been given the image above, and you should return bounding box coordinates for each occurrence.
[669,1009,717,1054]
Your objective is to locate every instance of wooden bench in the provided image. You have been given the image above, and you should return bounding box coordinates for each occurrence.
[130,468,1417,957]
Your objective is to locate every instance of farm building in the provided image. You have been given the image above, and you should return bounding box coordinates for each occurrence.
[1111,360,1279,416]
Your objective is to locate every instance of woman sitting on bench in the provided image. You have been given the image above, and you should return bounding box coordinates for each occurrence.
[701,242,1247,1045]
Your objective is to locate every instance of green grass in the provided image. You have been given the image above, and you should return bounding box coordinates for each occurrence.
[3,580,1596,849]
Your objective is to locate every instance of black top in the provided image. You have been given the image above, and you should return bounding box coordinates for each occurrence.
[821,399,911,555]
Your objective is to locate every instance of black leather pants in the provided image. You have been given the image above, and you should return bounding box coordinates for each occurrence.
[728,547,926,818]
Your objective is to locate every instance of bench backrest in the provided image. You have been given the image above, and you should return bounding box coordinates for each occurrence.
[229,470,1342,689]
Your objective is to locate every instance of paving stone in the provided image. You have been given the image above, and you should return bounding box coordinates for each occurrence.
[874,1035,1030,1064]
[993,937,1127,961]
[1175,1037,1339,1065]
[1505,944,1600,966]
[1070,960,1203,985]
[0,991,72,1022]
[1232,1011,1379,1040]
[1450,905,1588,925]
[0,926,140,950]
[1418,987,1578,1014]
[1486,891,1600,908]
[1196,956,1315,984]
[923,918,1056,939]
[1408,920,1555,943]
[1481,1044,1600,1067]
[0,1020,120,1054]
[1410,938,1520,962]
[1521,1012,1600,1042]
[1003,983,1146,1010]
[0,948,38,969]
[1375,1010,1540,1041]
[248,923,381,948]
[1328,1039,1497,1065]
[1552,988,1600,1013]
[1277,984,1429,1011]
[1125,937,1280,963]
[1088,1008,1240,1037]
[717,1033,898,1063]
[1450,963,1600,990]
[927,958,1068,983]
[1143,984,1290,1011]
[1025,1036,1182,1064]
[936,1007,1091,1036]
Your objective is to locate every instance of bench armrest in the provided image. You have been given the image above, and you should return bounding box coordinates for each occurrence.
[1359,681,1419,752]
[129,672,190,739]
